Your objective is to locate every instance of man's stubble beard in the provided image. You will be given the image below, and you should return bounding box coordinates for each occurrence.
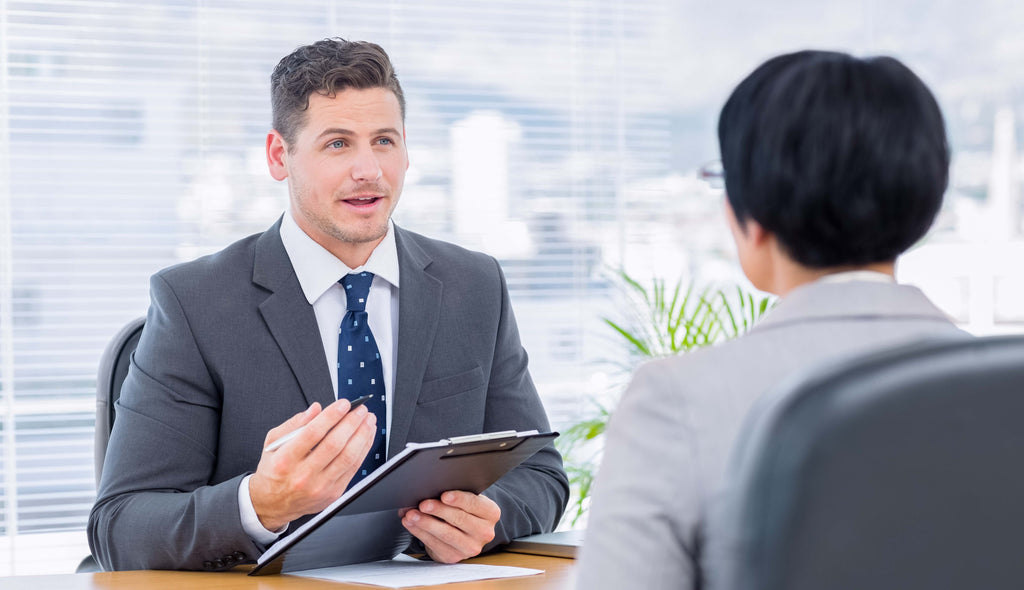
[312,207,390,245]
[294,182,395,246]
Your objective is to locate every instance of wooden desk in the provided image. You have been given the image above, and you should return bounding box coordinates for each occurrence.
[1,552,576,590]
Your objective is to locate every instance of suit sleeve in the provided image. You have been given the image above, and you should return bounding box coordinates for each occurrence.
[574,362,701,589]
[87,273,264,571]
[478,259,570,549]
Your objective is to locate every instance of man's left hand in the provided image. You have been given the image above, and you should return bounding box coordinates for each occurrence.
[401,490,501,563]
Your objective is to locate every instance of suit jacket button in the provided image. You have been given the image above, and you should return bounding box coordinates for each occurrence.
[203,561,214,570]
[212,559,225,569]
[234,551,247,561]
[223,555,235,565]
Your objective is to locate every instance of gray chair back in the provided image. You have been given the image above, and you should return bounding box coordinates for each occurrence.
[711,335,1024,590]
[94,317,145,487]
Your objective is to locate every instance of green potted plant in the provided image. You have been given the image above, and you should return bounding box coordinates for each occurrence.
[557,270,773,525]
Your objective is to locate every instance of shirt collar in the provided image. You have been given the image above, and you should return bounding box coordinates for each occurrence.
[816,270,895,285]
[279,211,400,305]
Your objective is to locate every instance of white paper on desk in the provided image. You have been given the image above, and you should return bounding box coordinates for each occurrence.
[288,554,544,588]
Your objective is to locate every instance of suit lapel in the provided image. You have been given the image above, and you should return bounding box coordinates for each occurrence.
[389,227,442,455]
[252,219,336,410]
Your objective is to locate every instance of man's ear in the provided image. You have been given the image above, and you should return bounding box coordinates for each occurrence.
[403,126,410,171]
[266,130,289,181]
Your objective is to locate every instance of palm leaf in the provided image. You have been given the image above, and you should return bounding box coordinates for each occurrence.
[603,318,651,358]
[558,269,775,525]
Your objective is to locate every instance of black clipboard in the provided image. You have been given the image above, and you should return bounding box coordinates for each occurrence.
[249,429,558,575]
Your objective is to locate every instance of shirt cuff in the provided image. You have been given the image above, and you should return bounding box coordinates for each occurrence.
[238,474,287,545]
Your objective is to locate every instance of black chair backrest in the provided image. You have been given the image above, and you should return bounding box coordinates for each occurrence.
[712,335,1024,590]
[93,317,145,487]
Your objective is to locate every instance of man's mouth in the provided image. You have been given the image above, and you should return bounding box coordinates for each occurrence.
[343,196,382,207]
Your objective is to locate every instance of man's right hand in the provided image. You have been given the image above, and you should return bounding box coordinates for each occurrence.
[249,399,377,531]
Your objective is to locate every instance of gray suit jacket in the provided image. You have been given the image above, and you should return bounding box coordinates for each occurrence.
[575,280,965,590]
[88,220,568,571]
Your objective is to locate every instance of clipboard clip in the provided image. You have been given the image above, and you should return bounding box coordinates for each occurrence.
[443,430,520,444]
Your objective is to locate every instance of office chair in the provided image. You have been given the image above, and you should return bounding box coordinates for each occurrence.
[709,335,1024,590]
[78,316,145,573]
[93,316,146,487]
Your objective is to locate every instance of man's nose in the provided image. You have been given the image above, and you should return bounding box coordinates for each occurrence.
[351,147,383,182]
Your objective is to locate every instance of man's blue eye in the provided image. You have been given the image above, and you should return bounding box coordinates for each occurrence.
[330,140,345,149]
[378,138,392,145]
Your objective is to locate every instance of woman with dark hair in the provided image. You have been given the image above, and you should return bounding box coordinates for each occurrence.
[576,50,964,590]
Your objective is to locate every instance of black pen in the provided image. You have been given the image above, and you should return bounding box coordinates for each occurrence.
[264,394,374,452]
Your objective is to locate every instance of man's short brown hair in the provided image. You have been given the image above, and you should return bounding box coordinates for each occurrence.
[271,38,405,146]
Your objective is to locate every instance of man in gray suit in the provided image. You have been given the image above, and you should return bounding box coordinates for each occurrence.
[576,51,964,589]
[88,38,568,571]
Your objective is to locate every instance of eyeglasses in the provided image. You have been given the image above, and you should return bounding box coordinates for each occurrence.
[697,160,724,189]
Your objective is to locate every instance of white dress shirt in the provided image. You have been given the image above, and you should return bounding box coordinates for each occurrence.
[239,211,401,543]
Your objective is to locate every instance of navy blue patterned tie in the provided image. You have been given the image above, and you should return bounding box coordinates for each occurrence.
[338,272,387,487]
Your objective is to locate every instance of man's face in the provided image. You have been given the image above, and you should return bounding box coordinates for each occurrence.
[268,87,409,258]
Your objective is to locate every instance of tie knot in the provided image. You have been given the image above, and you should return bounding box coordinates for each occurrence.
[340,272,375,311]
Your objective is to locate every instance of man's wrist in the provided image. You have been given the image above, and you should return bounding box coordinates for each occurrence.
[238,474,286,545]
